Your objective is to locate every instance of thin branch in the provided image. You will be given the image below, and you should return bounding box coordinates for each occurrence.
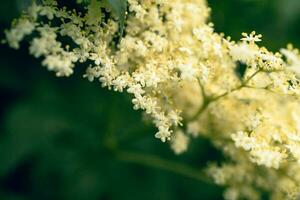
[190,69,263,121]
[189,79,211,121]
[210,85,243,102]
[198,78,207,100]
[116,150,213,184]
[211,69,263,101]
[243,69,262,85]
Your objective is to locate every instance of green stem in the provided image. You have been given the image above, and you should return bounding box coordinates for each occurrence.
[198,78,207,100]
[209,85,243,102]
[116,150,213,184]
[189,98,210,121]
[212,69,262,101]
[189,79,211,121]
[190,69,263,120]
[243,69,262,85]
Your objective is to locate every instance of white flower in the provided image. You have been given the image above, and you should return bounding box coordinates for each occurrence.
[187,121,200,137]
[42,52,78,77]
[229,43,258,63]
[29,37,49,58]
[231,131,256,151]
[112,74,131,92]
[199,63,209,83]
[281,47,300,76]
[241,31,262,43]
[83,66,101,82]
[127,84,145,96]
[178,47,192,55]
[171,130,189,154]
[167,110,182,126]
[286,132,300,143]
[224,188,239,200]
[250,147,286,169]
[155,126,172,142]
[145,71,161,88]
[178,62,198,81]
[40,5,55,20]
[5,19,35,49]
[247,113,262,132]
[207,164,228,185]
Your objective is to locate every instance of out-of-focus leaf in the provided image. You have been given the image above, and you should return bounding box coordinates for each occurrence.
[105,0,127,36]
[76,0,127,36]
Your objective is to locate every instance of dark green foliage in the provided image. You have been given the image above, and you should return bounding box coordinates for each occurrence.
[235,61,248,80]
[78,0,127,36]
[106,0,127,36]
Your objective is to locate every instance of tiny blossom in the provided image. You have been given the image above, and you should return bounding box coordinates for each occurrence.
[155,126,172,142]
[144,71,161,88]
[167,110,182,126]
[286,132,300,142]
[178,47,193,55]
[281,46,300,76]
[224,188,239,200]
[231,131,256,151]
[5,19,35,49]
[170,130,189,154]
[271,131,283,143]
[229,43,258,63]
[187,121,201,137]
[132,72,146,86]
[247,113,263,132]
[112,74,131,92]
[132,96,145,110]
[42,52,78,77]
[143,97,158,114]
[83,66,101,82]
[241,31,262,43]
[249,147,287,169]
[207,164,231,185]
[177,62,198,81]
[127,84,145,96]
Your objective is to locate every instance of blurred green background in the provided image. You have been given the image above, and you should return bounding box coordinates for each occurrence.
[0,0,299,199]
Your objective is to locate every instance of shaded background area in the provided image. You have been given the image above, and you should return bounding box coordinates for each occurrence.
[0,0,299,199]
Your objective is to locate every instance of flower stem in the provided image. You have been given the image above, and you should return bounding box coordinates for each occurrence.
[115,150,213,184]
[190,69,263,121]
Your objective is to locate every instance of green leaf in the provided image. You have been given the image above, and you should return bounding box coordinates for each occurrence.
[76,0,127,37]
[106,0,127,37]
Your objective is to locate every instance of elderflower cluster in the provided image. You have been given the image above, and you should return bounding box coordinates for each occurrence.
[4,0,300,199]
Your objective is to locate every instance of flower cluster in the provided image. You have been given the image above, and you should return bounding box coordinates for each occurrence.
[4,0,300,199]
